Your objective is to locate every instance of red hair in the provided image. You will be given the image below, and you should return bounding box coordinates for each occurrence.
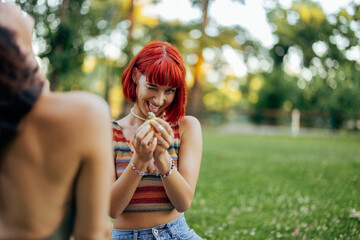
[122,41,187,123]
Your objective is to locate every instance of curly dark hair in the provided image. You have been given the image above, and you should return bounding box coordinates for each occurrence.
[0,25,43,155]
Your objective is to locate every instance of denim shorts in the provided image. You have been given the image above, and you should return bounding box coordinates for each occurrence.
[111,214,202,240]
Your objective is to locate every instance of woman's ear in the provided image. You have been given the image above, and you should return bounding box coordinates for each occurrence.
[132,68,138,84]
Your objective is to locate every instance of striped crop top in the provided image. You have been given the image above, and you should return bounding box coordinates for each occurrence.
[112,121,180,212]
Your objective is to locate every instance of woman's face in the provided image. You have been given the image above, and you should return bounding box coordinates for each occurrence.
[135,74,177,117]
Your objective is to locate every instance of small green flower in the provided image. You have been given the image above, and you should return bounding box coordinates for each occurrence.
[146,112,155,120]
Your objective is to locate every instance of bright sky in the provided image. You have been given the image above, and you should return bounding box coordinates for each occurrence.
[144,0,355,48]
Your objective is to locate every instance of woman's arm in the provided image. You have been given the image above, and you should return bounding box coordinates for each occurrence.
[109,153,148,218]
[153,116,202,212]
[71,94,113,240]
[109,122,156,218]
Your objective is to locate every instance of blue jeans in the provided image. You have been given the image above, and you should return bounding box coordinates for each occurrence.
[111,214,202,240]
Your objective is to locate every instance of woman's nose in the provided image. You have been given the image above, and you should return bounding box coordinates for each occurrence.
[153,92,165,106]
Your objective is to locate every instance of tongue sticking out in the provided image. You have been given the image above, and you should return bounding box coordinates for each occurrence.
[148,102,159,113]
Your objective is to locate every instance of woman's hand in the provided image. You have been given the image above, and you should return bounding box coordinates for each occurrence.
[151,118,174,156]
[131,121,157,163]
[149,118,174,174]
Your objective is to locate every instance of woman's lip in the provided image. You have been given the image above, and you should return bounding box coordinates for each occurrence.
[147,101,160,113]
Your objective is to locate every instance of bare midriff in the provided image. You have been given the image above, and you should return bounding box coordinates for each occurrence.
[113,209,182,230]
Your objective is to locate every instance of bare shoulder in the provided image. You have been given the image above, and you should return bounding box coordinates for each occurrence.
[178,116,202,136]
[58,91,110,116]
[179,116,201,128]
[44,91,112,153]
[48,91,111,122]
[38,91,111,135]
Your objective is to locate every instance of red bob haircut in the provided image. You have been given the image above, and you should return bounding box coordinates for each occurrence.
[122,41,187,123]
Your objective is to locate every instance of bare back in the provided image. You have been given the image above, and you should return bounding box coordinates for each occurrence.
[0,91,113,239]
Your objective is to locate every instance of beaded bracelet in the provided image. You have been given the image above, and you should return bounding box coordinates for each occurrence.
[159,158,175,178]
[130,162,148,176]
[131,159,174,177]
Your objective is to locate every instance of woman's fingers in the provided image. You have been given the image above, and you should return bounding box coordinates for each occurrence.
[132,122,156,159]
[134,122,151,140]
[132,129,155,162]
[141,130,154,147]
[152,118,173,136]
[152,119,173,150]
[154,133,169,150]
[133,118,173,154]
[150,137,158,152]
[150,119,173,145]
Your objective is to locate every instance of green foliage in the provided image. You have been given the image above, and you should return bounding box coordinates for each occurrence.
[15,0,127,91]
[250,67,301,124]
[186,132,360,239]
[14,0,360,128]
[260,0,360,128]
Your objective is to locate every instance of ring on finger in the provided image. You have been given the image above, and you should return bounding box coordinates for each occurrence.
[134,139,141,145]
[159,140,166,145]
[158,125,165,132]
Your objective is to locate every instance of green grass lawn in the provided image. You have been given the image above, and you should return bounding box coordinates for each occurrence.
[186,132,360,240]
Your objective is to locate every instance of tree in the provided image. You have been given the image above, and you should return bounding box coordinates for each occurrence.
[15,0,127,91]
[186,0,246,118]
[263,0,360,128]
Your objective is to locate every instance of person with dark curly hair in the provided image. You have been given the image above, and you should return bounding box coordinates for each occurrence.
[0,2,113,239]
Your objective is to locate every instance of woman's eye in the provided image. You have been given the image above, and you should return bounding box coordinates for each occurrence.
[166,89,175,93]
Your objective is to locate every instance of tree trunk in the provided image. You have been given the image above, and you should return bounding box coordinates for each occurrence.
[49,0,68,91]
[120,0,135,118]
[59,0,69,20]
[187,0,209,118]
[187,54,204,117]
[104,62,112,103]
[50,69,58,91]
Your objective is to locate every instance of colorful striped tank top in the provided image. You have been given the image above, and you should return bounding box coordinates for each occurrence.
[112,121,180,212]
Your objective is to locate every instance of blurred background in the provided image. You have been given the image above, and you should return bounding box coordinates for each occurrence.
[5,1,360,238]
[10,0,360,133]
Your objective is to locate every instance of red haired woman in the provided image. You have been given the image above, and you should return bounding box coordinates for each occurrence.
[110,41,203,239]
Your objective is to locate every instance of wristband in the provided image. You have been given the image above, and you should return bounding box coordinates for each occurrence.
[130,162,148,176]
[159,158,175,178]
